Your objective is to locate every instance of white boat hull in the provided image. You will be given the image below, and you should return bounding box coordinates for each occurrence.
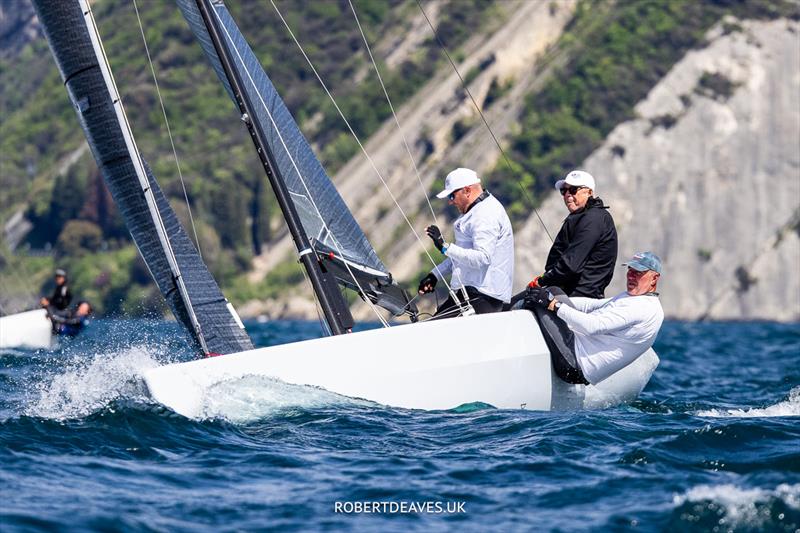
[143,310,659,418]
[0,309,54,350]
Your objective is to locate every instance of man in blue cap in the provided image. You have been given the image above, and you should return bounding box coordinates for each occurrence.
[524,252,664,385]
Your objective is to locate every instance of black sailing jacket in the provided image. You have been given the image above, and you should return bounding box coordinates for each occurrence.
[539,196,617,298]
[49,283,72,311]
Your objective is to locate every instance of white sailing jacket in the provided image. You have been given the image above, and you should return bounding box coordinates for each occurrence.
[556,292,664,384]
[432,194,514,303]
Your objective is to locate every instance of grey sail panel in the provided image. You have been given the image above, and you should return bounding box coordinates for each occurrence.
[175,0,386,274]
[33,0,253,355]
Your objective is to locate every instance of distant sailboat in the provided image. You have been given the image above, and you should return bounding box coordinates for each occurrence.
[0,309,53,350]
[32,0,659,417]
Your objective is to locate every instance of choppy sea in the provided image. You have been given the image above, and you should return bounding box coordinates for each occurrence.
[1,319,798,532]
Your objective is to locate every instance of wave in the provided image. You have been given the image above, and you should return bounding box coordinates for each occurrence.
[696,387,800,418]
[197,375,372,423]
[672,483,800,529]
[24,346,162,420]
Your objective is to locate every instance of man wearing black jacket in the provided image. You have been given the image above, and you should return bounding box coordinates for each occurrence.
[40,268,72,311]
[530,170,617,298]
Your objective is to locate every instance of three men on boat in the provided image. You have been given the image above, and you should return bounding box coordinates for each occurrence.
[418,168,514,318]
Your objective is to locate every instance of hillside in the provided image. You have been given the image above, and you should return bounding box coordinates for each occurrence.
[1,0,798,322]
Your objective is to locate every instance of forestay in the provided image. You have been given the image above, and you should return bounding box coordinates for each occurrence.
[33,0,253,356]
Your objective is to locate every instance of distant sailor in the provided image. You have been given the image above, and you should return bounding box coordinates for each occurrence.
[528,170,617,298]
[48,300,92,337]
[40,268,72,311]
[418,168,514,317]
[524,252,664,385]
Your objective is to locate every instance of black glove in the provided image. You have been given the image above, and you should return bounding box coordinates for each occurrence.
[418,272,438,294]
[524,286,554,309]
[426,225,445,252]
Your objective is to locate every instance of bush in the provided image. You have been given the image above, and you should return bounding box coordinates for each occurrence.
[55,220,103,258]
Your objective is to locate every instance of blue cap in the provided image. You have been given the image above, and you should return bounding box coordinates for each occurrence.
[623,251,662,274]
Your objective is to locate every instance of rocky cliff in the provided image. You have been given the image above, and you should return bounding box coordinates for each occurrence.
[515,18,800,321]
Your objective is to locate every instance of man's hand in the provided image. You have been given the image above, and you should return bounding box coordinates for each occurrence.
[425,225,445,252]
[418,272,438,294]
[527,275,544,288]
[40,297,49,308]
[524,286,554,309]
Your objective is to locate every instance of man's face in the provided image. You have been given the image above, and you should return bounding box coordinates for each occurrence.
[626,267,659,296]
[448,185,473,214]
[76,303,91,316]
[561,185,592,213]
[55,275,65,286]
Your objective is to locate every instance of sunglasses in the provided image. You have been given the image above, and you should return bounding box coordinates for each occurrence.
[559,185,586,196]
[448,188,464,201]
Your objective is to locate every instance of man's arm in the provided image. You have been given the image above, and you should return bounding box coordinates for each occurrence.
[444,225,497,269]
[568,296,613,313]
[540,212,604,286]
[431,257,452,280]
[48,311,81,326]
[556,299,635,336]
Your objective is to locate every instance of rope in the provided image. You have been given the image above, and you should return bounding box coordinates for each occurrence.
[212,6,390,328]
[132,0,204,258]
[347,0,437,223]
[415,0,554,244]
[300,266,331,336]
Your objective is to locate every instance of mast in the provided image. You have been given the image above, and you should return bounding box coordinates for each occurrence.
[194,0,353,335]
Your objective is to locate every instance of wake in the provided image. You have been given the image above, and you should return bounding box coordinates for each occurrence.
[25,346,162,420]
[696,386,800,418]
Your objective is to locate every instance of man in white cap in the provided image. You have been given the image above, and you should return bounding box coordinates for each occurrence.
[418,168,514,318]
[524,251,664,385]
[528,169,617,298]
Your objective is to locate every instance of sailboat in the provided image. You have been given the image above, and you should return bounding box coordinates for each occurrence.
[0,309,53,350]
[32,0,659,418]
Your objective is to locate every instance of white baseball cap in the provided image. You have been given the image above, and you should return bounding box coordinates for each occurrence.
[554,170,595,192]
[436,168,481,199]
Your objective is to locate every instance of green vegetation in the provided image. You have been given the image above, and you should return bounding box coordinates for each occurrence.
[486,0,799,221]
[1,0,496,315]
[696,248,713,262]
[695,71,739,101]
[224,256,305,303]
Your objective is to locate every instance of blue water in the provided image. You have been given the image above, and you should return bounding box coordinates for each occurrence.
[1,319,798,532]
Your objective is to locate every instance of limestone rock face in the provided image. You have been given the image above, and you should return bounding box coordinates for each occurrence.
[515,19,800,321]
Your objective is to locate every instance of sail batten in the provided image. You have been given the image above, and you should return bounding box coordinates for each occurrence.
[33,0,253,356]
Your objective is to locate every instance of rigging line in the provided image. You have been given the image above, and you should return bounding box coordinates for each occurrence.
[269,0,463,309]
[132,0,203,259]
[347,0,437,224]
[212,7,390,328]
[300,266,331,337]
[415,0,554,244]
[347,0,473,316]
